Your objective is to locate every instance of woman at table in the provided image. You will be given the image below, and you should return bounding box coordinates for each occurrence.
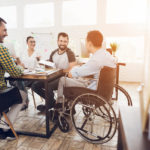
[18,36,40,110]
[21,36,40,70]
[21,36,40,108]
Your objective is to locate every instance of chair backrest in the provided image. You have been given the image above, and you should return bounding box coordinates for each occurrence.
[96,66,116,101]
[106,48,112,55]
[0,87,22,112]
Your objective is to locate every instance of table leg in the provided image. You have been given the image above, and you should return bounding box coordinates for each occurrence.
[45,79,50,138]
[117,112,123,150]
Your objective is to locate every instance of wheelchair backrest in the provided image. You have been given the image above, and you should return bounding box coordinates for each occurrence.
[97,66,116,101]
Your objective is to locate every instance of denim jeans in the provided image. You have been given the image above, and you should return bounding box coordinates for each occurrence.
[31,78,60,108]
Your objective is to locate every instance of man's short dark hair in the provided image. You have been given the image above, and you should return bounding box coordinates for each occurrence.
[87,30,103,48]
[58,32,69,40]
[0,17,7,26]
[26,36,34,43]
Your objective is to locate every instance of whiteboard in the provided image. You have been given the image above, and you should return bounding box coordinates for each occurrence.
[31,32,56,60]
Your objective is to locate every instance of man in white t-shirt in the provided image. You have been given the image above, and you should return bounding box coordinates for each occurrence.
[31,32,76,111]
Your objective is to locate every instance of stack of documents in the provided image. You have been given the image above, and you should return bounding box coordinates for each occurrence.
[38,60,56,68]
[23,68,59,76]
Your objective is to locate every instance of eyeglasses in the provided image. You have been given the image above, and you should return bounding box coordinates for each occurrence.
[29,41,36,43]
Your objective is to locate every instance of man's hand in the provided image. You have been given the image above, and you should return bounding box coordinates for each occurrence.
[36,56,41,61]
[63,62,77,73]
[68,72,72,78]
[16,57,25,68]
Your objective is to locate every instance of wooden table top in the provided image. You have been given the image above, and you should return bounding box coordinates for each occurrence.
[7,68,63,80]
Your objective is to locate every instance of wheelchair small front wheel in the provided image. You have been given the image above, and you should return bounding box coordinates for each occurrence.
[58,116,69,133]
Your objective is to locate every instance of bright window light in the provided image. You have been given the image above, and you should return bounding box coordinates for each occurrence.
[106,0,147,23]
[0,6,17,28]
[24,3,54,28]
[62,0,97,25]
[106,36,144,62]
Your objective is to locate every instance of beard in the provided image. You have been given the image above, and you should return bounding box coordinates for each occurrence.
[58,45,67,51]
[0,36,5,43]
[0,38,3,43]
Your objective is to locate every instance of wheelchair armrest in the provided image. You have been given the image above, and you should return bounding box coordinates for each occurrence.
[64,87,97,100]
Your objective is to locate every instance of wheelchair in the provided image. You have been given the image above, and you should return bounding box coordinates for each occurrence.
[50,66,132,144]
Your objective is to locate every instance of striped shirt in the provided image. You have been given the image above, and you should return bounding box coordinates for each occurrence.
[0,44,23,90]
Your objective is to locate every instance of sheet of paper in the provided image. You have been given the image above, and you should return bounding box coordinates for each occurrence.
[39,60,56,68]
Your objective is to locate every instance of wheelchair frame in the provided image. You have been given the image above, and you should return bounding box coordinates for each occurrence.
[49,65,132,144]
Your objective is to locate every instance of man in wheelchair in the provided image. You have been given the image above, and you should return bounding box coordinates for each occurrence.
[49,30,117,142]
[56,30,116,106]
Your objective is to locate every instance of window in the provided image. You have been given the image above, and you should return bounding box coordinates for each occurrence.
[106,36,144,62]
[68,38,78,55]
[24,3,54,28]
[0,6,17,28]
[106,0,147,23]
[62,0,97,25]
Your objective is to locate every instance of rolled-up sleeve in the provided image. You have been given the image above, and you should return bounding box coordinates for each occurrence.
[71,59,100,77]
[70,49,116,78]
[0,46,23,77]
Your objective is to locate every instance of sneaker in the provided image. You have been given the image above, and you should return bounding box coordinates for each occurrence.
[5,129,16,140]
[37,104,46,112]
[37,101,55,112]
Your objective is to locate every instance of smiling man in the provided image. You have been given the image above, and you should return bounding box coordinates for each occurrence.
[32,32,76,112]
[0,17,26,140]
[0,19,7,43]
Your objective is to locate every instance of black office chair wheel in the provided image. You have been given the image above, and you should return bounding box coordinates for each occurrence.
[71,93,117,144]
[58,115,69,133]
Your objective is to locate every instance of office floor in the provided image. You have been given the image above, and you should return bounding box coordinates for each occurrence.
[0,82,140,150]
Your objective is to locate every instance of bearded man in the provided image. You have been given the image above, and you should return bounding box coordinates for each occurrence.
[32,32,76,111]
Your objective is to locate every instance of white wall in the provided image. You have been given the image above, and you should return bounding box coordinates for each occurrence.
[144,0,150,91]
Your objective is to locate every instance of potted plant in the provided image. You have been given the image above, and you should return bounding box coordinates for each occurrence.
[110,42,118,57]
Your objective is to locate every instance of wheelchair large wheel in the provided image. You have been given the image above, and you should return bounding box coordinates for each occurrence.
[108,84,132,119]
[113,84,132,106]
[71,93,117,144]
[98,84,132,122]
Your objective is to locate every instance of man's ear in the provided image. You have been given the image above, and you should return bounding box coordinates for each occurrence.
[88,41,93,48]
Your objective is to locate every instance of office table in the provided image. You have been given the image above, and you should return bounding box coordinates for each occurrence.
[6,68,63,138]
